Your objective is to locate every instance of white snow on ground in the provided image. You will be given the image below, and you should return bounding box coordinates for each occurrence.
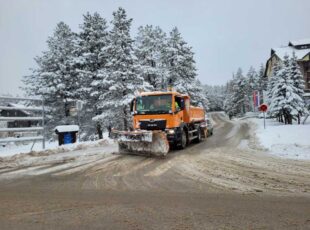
[0,136,117,179]
[0,132,111,157]
[0,141,58,157]
[249,117,310,160]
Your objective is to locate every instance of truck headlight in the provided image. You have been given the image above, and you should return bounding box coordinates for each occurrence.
[167,129,175,134]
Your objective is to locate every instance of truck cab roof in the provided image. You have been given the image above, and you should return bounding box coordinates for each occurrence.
[138,91,189,98]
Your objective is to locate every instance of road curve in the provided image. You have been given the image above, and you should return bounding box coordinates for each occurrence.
[0,112,310,229]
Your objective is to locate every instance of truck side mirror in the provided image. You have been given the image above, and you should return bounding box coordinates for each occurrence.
[130,99,135,112]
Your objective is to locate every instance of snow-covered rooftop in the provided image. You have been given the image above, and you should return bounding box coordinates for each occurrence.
[6,103,31,115]
[272,46,310,60]
[289,38,310,46]
[55,125,79,133]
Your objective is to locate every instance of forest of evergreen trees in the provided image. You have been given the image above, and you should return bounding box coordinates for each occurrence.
[223,53,308,124]
[23,8,206,139]
[23,7,308,140]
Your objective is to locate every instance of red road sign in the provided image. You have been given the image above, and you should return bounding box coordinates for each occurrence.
[259,104,268,112]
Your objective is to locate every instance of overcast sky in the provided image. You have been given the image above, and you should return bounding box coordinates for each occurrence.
[1,0,310,95]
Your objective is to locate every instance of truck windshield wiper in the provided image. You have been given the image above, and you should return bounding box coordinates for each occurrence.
[137,110,169,114]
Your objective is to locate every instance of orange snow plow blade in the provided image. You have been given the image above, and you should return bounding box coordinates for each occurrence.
[110,130,169,157]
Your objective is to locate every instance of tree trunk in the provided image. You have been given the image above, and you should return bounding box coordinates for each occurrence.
[289,115,293,125]
[123,106,128,131]
[298,114,300,125]
[96,123,103,139]
[279,115,283,123]
[284,114,288,124]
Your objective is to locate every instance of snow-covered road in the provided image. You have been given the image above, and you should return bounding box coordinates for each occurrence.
[0,112,309,229]
[0,113,309,194]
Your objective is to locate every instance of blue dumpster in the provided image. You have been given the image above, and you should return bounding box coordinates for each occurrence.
[55,125,79,146]
[63,132,73,144]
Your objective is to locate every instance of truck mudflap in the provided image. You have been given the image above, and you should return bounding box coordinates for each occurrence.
[110,129,170,157]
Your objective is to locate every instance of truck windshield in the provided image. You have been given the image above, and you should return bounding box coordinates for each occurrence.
[136,95,172,114]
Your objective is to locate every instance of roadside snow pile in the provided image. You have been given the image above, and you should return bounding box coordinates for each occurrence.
[0,139,111,161]
[0,140,118,179]
[250,118,310,160]
[0,141,58,158]
[0,132,113,159]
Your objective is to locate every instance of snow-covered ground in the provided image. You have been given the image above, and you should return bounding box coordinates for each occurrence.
[0,132,111,158]
[0,141,58,157]
[0,139,117,180]
[250,117,310,160]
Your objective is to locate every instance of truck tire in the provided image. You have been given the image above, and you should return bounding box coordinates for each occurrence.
[195,127,201,143]
[179,129,187,149]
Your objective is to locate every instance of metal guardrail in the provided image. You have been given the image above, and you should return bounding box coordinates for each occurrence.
[0,96,45,149]
[0,127,43,132]
[0,136,44,143]
[0,106,43,111]
[0,96,42,101]
[0,117,43,121]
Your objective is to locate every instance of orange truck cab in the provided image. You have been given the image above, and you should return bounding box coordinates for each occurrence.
[130,91,207,148]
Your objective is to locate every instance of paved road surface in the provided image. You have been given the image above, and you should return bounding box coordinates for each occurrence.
[0,112,309,229]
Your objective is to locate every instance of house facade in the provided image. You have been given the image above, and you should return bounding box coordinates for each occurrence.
[0,103,38,128]
[265,39,310,94]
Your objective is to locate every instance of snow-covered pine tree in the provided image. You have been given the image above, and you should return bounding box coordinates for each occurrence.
[267,60,281,107]
[289,52,308,123]
[223,79,235,117]
[191,79,209,109]
[245,66,259,111]
[134,25,168,90]
[257,64,268,103]
[231,68,248,114]
[93,7,150,130]
[163,27,204,105]
[268,60,285,122]
[204,85,225,111]
[23,22,78,133]
[270,54,306,124]
[246,66,259,93]
[74,12,109,139]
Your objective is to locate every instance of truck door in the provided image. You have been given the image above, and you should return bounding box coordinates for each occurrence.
[182,96,190,123]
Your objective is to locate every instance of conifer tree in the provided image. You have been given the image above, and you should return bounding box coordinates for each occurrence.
[74,12,109,139]
[164,27,203,105]
[246,66,259,93]
[134,25,168,90]
[256,64,268,103]
[289,52,308,123]
[223,80,235,117]
[93,8,150,130]
[231,68,248,114]
[23,22,77,132]
[269,54,306,124]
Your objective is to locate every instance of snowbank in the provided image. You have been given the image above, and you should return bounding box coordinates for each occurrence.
[0,139,117,179]
[0,132,112,158]
[250,117,310,160]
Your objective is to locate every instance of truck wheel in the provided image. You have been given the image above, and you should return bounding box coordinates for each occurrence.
[195,128,201,143]
[179,129,187,149]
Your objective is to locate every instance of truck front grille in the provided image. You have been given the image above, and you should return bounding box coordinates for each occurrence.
[139,119,166,131]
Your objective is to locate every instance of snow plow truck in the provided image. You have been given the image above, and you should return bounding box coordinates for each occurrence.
[110,91,208,157]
